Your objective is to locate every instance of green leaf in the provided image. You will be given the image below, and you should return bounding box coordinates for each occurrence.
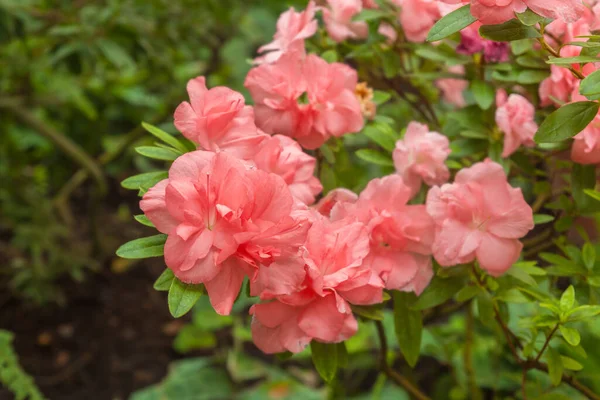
[546,56,600,65]
[516,9,548,26]
[471,80,495,110]
[173,325,216,353]
[546,347,564,386]
[561,356,583,371]
[534,101,599,143]
[351,304,384,321]
[121,171,168,190]
[507,264,537,286]
[455,285,481,302]
[584,188,600,202]
[336,342,348,368]
[393,292,422,368]
[134,214,155,227]
[567,305,600,321]
[427,5,477,42]
[372,91,392,105]
[355,149,394,166]
[579,70,600,100]
[136,146,181,161]
[582,242,596,270]
[116,234,167,259]
[154,269,175,291]
[354,8,388,22]
[533,214,555,224]
[412,276,465,310]
[310,341,339,383]
[479,19,541,42]
[168,279,205,318]
[363,125,397,152]
[560,285,575,311]
[142,122,188,153]
[321,50,338,63]
[559,325,581,346]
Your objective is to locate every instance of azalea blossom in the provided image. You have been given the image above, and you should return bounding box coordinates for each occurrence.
[441,0,585,25]
[393,121,451,196]
[426,160,534,276]
[251,218,384,354]
[255,1,317,64]
[495,90,537,158]
[322,0,369,43]
[252,134,323,205]
[332,175,436,295]
[245,52,364,149]
[436,65,468,107]
[140,151,309,315]
[173,76,266,159]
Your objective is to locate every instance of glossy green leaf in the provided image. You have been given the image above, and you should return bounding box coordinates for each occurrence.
[479,19,541,42]
[310,341,339,383]
[355,149,394,166]
[582,242,596,270]
[533,214,555,224]
[134,214,155,227]
[154,269,175,291]
[427,5,477,42]
[121,171,168,190]
[116,234,167,259]
[546,347,564,386]
[471,80,495,110]
[560,285,575,311]
[412,276,465,310]
[142,122,188,153]
[168,279,205,318]
[393,292,422,368]
[534,102,599,143]
[559,325,580,346]
[136,146,181,161]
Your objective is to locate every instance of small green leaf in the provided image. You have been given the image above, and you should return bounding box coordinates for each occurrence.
[546,347,564,386]
[121,171,168,190]
[363,125,397,152]
[567,305,600,321]
[579,69,600,99]
[351,304,384,321]
[154,269,175,291]
[479,19,541,42]
[471,80,495,110]
[142,122,188,153]
[533,214,555,224]
[507,264,537,286]
[134,214,155,227]
[354,8,388,22]
[393,292,423,368]
[516,9,548,26]
[412,276,465,310]
[534,102,599,143]
[168,279,204,318]
[372,90,392,105]
[310,341,339,383]
[584,188,600,202]
[336,342,348,368]
[561,356,583,371]
[116,234,167,259]
[560,285,575,311]
[582,242,596,270]
[355,149,394,166]
[559,325,581,346]
[455,285,480,302]
[427,5,477,42]
[546,56,600,65]
[136,146,181,161]
[573,164,597,212]
[321,50,338,63]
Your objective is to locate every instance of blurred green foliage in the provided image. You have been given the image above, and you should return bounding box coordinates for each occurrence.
[0,0,304,303]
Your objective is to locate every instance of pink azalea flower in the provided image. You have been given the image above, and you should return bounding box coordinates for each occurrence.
[252,134,323,205]
[426,160,534,276]
[314,188,359,217]
[173,77,266,159]
[398,0,444,43]
[457,22,509,63]
[436,65,468,107]
[322,0,369,43]
[440,0,584,25]
[250,218,383,354]
[393,122,451,196]
[245,52,364,149]
[255,1,317,64]
[363,0,379,7]
[332,175,436,295]
[140,151,309,315]
[495,90,537,158]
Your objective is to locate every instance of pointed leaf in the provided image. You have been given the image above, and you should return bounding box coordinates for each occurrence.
[116,234,167,259]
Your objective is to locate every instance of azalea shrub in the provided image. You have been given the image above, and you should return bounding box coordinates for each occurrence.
[119,0,600,398]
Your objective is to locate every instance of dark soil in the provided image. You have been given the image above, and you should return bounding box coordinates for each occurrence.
[0,259,184,400]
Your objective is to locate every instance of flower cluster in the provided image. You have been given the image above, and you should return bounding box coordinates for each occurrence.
[137,0,539,355]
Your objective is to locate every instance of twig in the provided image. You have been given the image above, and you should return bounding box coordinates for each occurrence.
[535,325,559,363]
[525,360,600,400]
[374,321,431,400]
[537,35,585,80]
